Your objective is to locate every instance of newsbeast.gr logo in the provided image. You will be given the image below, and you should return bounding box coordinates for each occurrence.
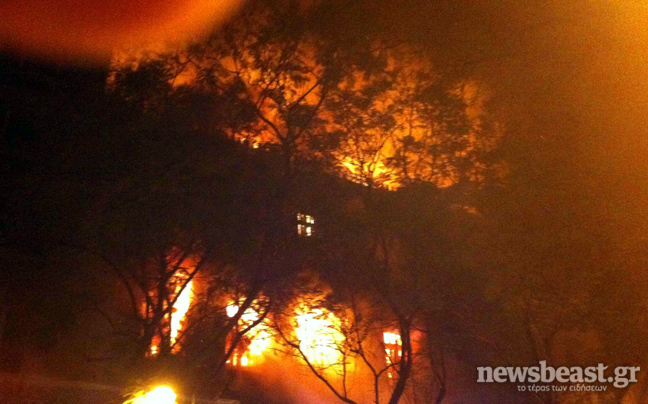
[478,361,640,391]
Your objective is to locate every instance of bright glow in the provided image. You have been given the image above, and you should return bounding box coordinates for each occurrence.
[170,280,193,347]
[226,304,239,318]
[248,329,272,355]
[341,156,396,189]
[149,275,194,356]
[130,386,176,404]
[294,307,345,366]
[225,299,345,369]
[383,332,401,345]
[226,302,272,358]
[383,331,402,366]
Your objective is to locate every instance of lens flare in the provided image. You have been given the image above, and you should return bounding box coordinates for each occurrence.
[0,0,243,63]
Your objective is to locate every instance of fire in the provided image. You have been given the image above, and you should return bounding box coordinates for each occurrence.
[293,305,345,367]
[383,332,401,346]
[170,280,193,349]
[226,302,272,366]
[148,275,194,356]
[341,156,397,189]
[225,299,346,368]
[383,331,402,379]
[127,386,176,404]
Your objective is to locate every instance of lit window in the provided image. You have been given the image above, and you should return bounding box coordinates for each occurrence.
[297,212,314,237]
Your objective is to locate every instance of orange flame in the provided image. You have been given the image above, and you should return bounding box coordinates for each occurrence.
[294,306,345,367]
[226,302,272,366]
[148,275,194,356]
[383,331,402,379]
[226,299,346,369]
[170,280,193,350]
